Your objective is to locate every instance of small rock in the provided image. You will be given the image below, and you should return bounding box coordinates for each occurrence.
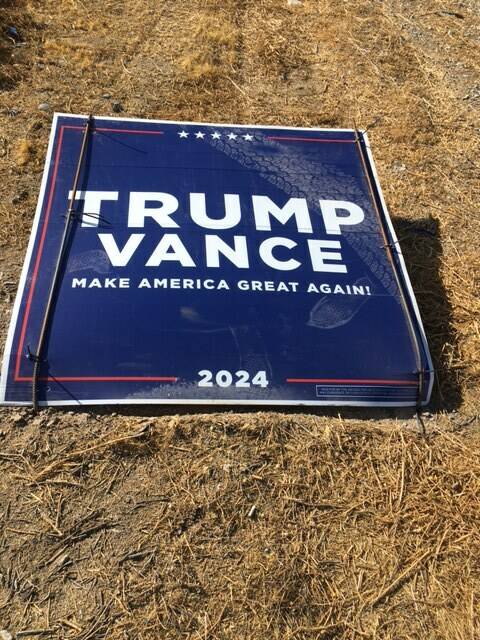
[287,0,302,4]
[7,108,19,117]
[0,630,13,640]
[392,161,406,173]
[102,93,112,99]
[112,101,123,113]
[462,85,480,101]
[38,102,50,111]
[5,25,22,43]
[11,189,28,204]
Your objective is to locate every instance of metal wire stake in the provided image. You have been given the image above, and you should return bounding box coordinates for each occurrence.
[31,115,92,410]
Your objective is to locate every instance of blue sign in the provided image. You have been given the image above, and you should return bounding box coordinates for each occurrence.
[0,114,433,407]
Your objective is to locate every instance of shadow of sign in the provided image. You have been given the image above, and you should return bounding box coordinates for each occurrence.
[394,216,460,410]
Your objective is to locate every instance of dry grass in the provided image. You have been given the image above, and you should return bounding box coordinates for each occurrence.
[179,13,237,81]
[14,138,34,166]
[0,0,479,638]
[1,411,480,639]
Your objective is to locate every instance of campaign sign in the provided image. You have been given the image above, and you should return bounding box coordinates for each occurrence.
[0,114,433,407]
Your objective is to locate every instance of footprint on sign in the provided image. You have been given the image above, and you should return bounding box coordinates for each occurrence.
[67,250,111,274]
[308,277,372,330]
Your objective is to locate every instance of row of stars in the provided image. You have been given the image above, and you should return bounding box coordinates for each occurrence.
[178,130,254,141]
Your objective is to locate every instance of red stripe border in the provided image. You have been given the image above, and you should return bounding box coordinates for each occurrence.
[266,136,355,143]
[16,376,178,383]
[15,125,65,380]
[63,125,164,135]
[13,123,412,389]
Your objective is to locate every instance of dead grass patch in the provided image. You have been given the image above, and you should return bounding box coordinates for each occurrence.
[0,412,479,638]
[179,14,237,81]
[14,137,34,165]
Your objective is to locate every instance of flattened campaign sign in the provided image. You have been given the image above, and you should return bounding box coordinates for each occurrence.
[0,114,433,407]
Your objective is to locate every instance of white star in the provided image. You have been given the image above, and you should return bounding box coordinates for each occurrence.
[211,132,221,139]
[195,131,205,139]
[243,133,253,141]
[227,133,237,140]
[178,130,189,138]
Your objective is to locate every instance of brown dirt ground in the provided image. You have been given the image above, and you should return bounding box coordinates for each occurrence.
[0,1,479,638]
